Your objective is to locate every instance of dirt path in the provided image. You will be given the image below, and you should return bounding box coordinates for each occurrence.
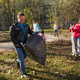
[44,33,71,42]
[0,42,14,52]
[0,32,71,53]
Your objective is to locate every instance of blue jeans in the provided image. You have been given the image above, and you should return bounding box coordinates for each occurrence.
[15,47,28,75]
[71,36,80,55]
[54,30,58,37]
[35,32,39,35]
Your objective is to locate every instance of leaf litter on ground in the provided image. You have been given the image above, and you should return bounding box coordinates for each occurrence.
[0,40,80,80]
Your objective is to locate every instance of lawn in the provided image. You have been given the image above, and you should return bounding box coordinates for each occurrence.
[0,29,69,33]
[0,29,70,42]
[44,29,68,33]
[0,40,80,80]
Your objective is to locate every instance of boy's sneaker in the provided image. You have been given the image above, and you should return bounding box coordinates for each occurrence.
[23,73,28,78]
[72,53,75,56]
[16,62,20,68]
[78,54,80,56]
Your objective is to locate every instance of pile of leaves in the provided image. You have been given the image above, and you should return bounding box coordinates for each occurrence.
[51,40,71,46]
[0,33,10,42]
[0,40,80,80]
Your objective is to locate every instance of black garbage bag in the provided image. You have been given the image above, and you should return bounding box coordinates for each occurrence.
[24,34,46,65]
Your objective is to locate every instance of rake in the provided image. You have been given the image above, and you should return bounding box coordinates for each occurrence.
[71,28,77,56]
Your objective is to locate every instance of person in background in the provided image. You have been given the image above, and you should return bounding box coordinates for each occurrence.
[53,22,58,37]
[40,30,47,42]
[32,19,41,35]
[70,24,72,27]
[69,20,80,56]
[10,12,33,78]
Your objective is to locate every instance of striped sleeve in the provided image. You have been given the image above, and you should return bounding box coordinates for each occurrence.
[37,23,41,31]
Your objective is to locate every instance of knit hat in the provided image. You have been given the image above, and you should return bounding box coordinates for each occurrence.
[41,30,44,34]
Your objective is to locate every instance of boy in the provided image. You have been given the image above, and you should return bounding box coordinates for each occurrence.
[10,12,33,78]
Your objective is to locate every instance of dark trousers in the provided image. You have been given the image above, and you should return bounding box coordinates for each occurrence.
[15,47,28,75]
[54,30,58,37]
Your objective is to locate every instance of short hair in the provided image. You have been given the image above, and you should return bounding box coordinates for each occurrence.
[17,12,25,18]
[33,19,36,23]
[41,30,44,34]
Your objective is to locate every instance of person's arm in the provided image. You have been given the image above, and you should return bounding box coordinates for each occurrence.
[37,23,41,31]
[74,33,80,38]
[73,28,80,32]
[10,25,21,44]
[69,24,75,32]
[69,24,80,32]
[69,26,73,32]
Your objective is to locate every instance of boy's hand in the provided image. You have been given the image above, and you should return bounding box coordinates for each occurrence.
[20,43,24,47]
[20,43,23,46]
[20,43,26,50]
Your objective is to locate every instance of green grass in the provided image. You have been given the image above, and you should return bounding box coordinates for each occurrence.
[2,31,10,33]
[0,40,80,80]
[1,29,68,33]
[44,29,68,33]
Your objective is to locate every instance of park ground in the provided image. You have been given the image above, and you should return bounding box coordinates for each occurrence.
[0,30,80,80]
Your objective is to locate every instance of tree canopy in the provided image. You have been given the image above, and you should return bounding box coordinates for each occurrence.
[0,0,80,29]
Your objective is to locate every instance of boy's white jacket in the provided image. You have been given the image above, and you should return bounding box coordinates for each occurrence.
[53,24,58,30]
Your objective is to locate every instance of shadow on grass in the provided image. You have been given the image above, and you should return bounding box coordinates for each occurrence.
[28,74,51,80]
[26,67,80,80]
[26,67,62,80]
[47,52,70,57]
[0,76,8,80]
[47,52,80,61]
[46,44,72,56]
[48,47,71,50]
[65,73,80,80]
[26,67,68,80]
[0,59,16,67]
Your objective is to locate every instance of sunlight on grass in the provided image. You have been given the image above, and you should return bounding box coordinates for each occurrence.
[1,29,68,34]
[0,40,80,80]
[44,29,68,33]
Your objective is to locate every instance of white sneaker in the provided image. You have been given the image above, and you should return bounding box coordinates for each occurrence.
[72,53,75,56]
[23,73,28,78]
[78,54,80,56]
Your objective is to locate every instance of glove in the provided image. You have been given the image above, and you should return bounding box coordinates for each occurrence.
[32,32,35,34]
[20,43,23,46]
[32,32,37,35]
[20,43,25,50]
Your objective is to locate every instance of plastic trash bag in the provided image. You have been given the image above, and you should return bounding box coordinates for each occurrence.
[24,34,46,65]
